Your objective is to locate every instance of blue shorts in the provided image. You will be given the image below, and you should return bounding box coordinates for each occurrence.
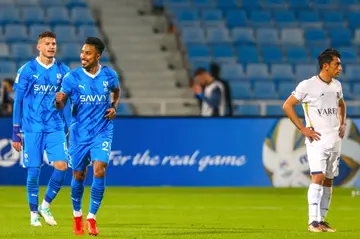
[22,131,68,168]
[69,137,112,171]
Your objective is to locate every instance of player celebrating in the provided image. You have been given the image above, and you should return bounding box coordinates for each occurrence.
[283,48,346,232]
[12,31,71,227]
[55,37,120,236]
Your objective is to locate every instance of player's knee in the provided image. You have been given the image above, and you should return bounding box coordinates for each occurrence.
[323,178,333,187]
[93,161,107,178]
[73,170,86,181]
[311,173,325,184]
[53,161,68,171]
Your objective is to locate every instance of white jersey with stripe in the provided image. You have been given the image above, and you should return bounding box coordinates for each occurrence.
[292,75,343,146]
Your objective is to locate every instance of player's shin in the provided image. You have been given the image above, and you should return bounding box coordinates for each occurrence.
[308,183,323,224]
[26,167,41,217]
[42,168,67,208]
[88,177,106,219]
[71,177,85,216]
[320,186,332,221]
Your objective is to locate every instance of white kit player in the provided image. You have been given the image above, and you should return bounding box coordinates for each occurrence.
[282,49,346,232]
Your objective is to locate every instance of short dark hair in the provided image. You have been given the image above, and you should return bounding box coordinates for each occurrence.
[84,37,105,54]
[194,67,208,77]
[3,78,14,87]
[318,48,341,70]
[38,31,56,40]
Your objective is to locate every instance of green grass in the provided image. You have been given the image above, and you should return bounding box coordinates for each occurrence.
[0,187,359,238]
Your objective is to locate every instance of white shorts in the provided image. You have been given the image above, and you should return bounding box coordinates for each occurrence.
[306,141,341,179]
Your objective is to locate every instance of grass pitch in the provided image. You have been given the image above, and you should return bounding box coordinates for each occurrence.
[0,187,358,239]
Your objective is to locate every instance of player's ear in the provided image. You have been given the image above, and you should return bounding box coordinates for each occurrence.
[96,53,101,61]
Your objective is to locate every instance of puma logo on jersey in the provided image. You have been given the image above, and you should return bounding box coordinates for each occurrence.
[79,84,86,90]
[33,74,40,79]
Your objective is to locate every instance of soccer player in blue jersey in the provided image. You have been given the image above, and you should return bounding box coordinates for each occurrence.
[55,37,120,236]
[12,31,71,227]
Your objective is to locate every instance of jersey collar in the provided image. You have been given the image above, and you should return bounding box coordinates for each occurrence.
[82,65,102,79]
[36,57,55,69]
[316,75,332,85]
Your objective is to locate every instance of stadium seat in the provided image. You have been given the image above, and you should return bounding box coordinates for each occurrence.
[345,65,360,82]
[256,28,280,45]
[329,28,352,47]
[321,12,345,28]
[0,6,21,25]
[215,0,238,11]
[173,9,199,27]
[77,25,101,42]
[339,0,360,10]
[295,64,318,81]
[253,81,278,99]
[29,25,52,42]
[15,0,39,7]
[220,63,246,81]
[285,47,309,64]
[246,63,269,81]
[39,0,64,7]
[308,46,325,60]
[230,82,252,99]
[271,64,294,82]
[250,11,273,27]
[181,27,206,44]
[342,82,353,100]
[236,45,259,64]
[288,0,311,9]
[0,43,10,60]
[231,28,255,45]
[352,83,360,100]
[116,103,133,116]
[47,7,71,26]
[64,0,88,8]
[225,10,248,29]
[266,105,285,116]
[241,0,262,11]
[0,0,13,5]
[0,60,16,73]
[274,11,298,28]
[206,27,231,44]
[190,60,211,74]
[261,46,284,64]
[304,29,328,46]
[191,0,214,8]
[211,44,236,63]
[58,43,80,62]
[280,28,304,46]
[54,25,78,43]
[347,106,360,116]
[298,11,322,28]
[347,12,360,30]
[71,7,96,26]
[186,44,210,60]
[263,0,288,9]
[200,9,223,26]
[11,43,33,61]
[234,105,260,116]
[338,47,358,64]
[22,7,46,25]
[278,81,296,99]
[312,0,337,10]
[4,24,28,43]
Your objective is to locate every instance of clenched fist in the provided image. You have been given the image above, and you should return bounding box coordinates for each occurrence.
[56,92,65,103]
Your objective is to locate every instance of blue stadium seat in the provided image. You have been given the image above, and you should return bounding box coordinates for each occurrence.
[321,12,345,28]
[246,63,269,81]
[274,11,298,28]
[271,64,294,82]
[54,25,78,43]
[339,0,360,10]
[280,28,304,46]
[298,11,322,28]
[220,63,246,81]
[0,0,13,5]
[347,12,360,30]
[189,59,211,75]
[191,0,214,8]
[0,6,21,25]
[347,106,360,116]
[352,83,360,100]
[187,44,210,60]
[22,7,45,25]
[101,51,110,62]
[11,43,33,61]
[29,25,52,42]
[58,43,80,62]
[47,7,71,26]
[15,0,39,6]
[230,82,252,99]
[64,0,88,8]
[206,27,231,44]
[250,11,273,27]
[236,45,259,63]
[256,28,280,45]
[345,65,360,82]
[39,0,64,7]
[181,27,206,44]
[338,47,358,64]
[71,7,96,26]
[116,103,133,116]
[266,105,285,116]
[304,29,328,46]
[211,44,236,63]
[329,28,352,47]
[215,0,238,11]
[241,0,262,11]
[225,10,248,29]
[341,82,353,100]
[4,24,28,43]
[200,9,223,26]
[0,60,16,73]
[232,28,255,45]
[253,81,278,99]
[173,9,199,27]
[234,105,260,116]
[312,0,337,10]
[288,0,311,9]
[278,81,296,99]
[261,46,283,64]
[263,0,288,9]
[0,43,10,60]
[285,46,309,64]
[77,25,101,42]
[295,64,318,81]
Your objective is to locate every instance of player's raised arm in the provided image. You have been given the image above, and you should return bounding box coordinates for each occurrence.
[12,66,29,152]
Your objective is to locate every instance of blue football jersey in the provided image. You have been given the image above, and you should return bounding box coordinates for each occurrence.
[13,58,71,133]
[60,66,120,144]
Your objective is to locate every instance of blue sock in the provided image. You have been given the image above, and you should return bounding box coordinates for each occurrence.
[71,178,84,211]
[27,167,41,212]
[44,169,66,204]
[89,177,105,215]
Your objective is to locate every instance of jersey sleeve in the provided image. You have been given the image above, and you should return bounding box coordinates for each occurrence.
[13,65,30,125]
[338,82,343,99]
[292,81,308,102]
[60,72,74,96]
[109,68,120,90]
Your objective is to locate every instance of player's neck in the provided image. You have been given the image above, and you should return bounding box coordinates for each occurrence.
[318,71,332,84]
[38,55,54,66]
[84,64,100,75]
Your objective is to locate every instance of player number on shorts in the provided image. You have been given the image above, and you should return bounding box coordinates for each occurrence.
[102,141,109,151]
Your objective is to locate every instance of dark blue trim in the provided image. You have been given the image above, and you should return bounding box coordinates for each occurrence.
[311,171,324,175]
